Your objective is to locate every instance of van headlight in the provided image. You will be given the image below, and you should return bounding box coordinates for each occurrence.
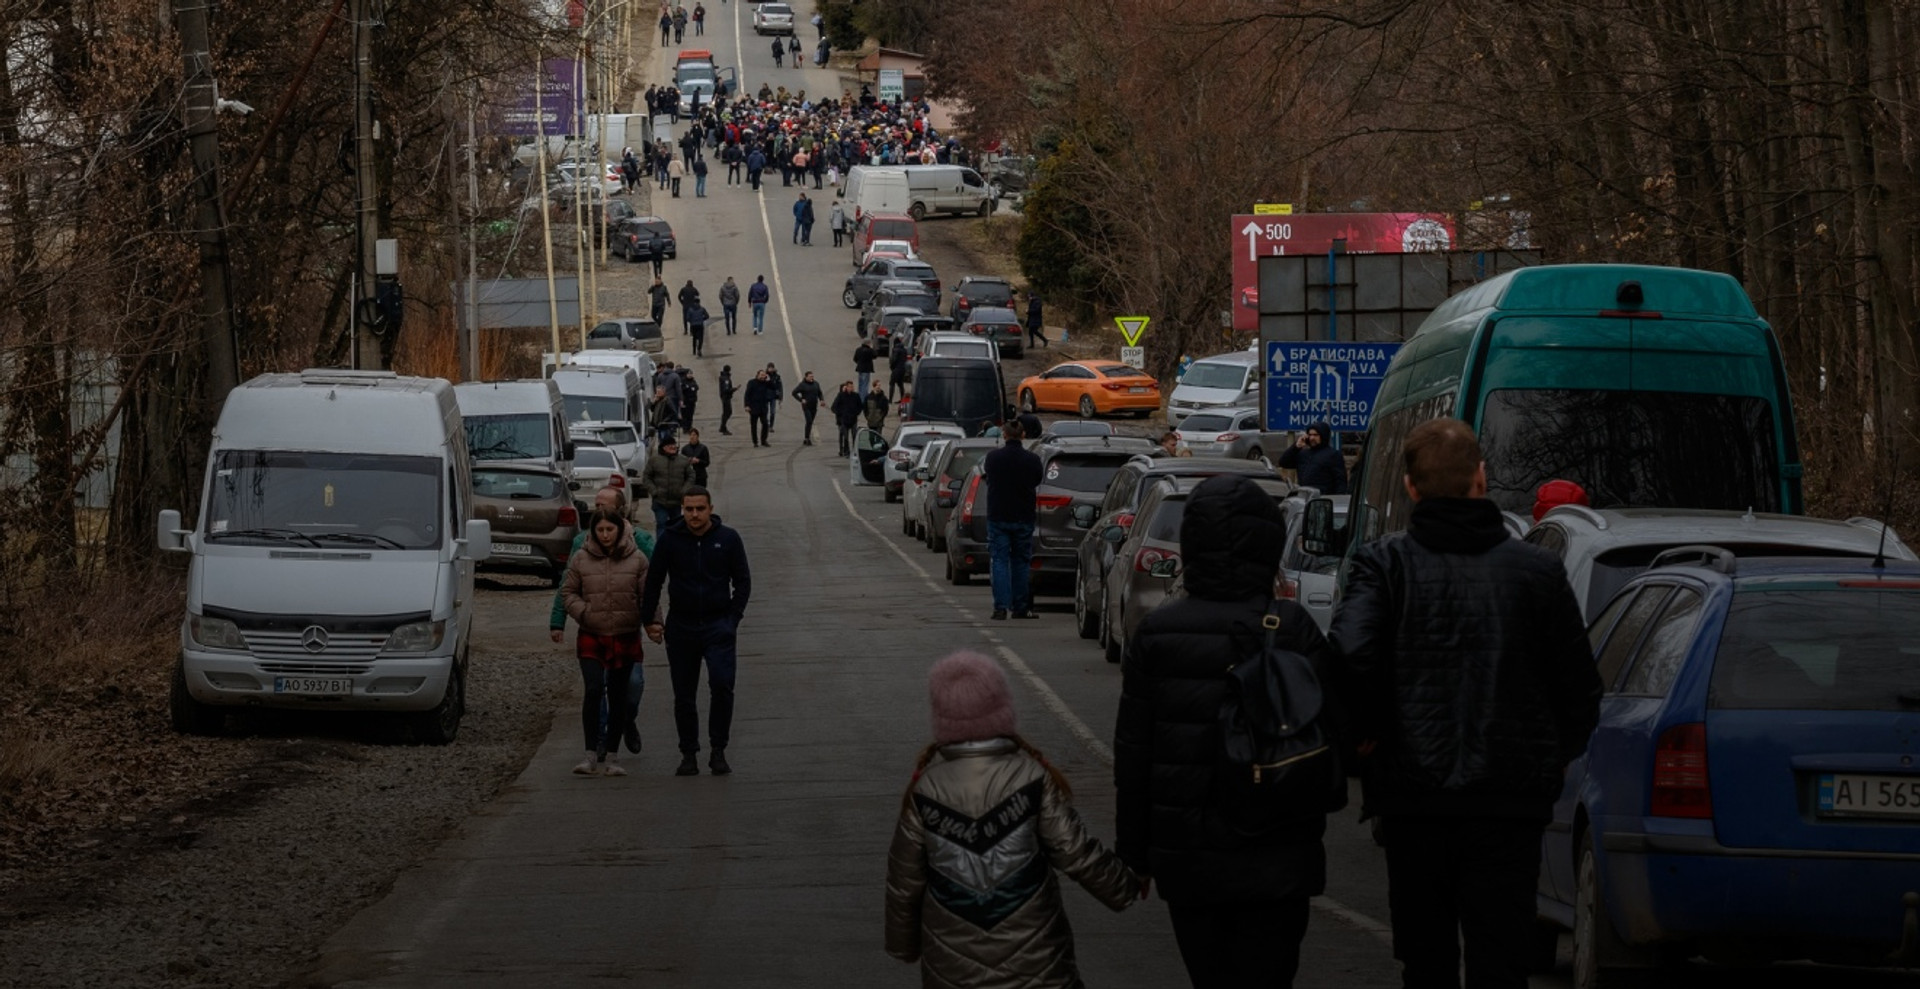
[188,614,249,652]
[381,620,447,656]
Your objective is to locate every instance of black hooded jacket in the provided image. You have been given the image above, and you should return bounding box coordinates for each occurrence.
[1330,497,1601,820]
[1114,475,1341,905]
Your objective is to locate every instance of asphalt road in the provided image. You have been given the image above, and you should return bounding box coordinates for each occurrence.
[306,5,1920,987]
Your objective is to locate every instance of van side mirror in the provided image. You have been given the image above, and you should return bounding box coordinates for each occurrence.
[156,509,190,553]
[1070,504,1096,529]
[562,440,577,460]
[458,519,493,561]
[1300,497,1348,558]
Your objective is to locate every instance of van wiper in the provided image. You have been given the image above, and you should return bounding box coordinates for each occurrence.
[311,531,409,550]
[207,527,322,547]
[477,441,538,459]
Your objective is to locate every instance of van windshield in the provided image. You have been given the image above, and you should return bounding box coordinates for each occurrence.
[465,414,552,461]
[205,451,444,550]
[912,370,1002,425]
[1180,362,1248,390]
[562,395,628,423]
[1478,389,1780,514]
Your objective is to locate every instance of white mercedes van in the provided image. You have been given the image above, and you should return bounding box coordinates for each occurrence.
[157,370,491,744]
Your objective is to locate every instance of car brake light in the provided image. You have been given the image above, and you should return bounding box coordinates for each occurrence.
[609,474,625,488]
[1650,722,1712,818]
[1036,495,1072,509]
[1134,547,1177,573]
[558,506,578,526]
[1101,382,1129,391]
[1216,432,1240,442]
[1277,575,1298,599]
[1115,512,1134,529]
[889,450,912,464]
[959,475,982,524]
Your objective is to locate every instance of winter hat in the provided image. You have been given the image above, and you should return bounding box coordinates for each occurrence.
[1532,479,1590,522]
[927,650,1017,744]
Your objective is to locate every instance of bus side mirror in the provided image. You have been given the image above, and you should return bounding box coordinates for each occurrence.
[157,509,191,553]
[1300,497,1347,558]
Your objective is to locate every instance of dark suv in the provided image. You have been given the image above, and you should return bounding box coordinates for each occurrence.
[951,276,1015,321]
[611,216,677,260]
[1071,455,1282,640]
[844,257,940,308]
[1031,437,1156,587]
[859,282,939,337]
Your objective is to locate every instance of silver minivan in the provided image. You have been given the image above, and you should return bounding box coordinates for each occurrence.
[1165,348,1261,427]
[158,370,491,744]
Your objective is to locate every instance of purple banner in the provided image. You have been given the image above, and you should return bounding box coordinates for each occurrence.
[500,59,584,137]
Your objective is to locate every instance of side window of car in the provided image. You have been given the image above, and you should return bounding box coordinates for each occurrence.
[1064,366,1094,379]
[1594,585,1673,691]
[1617,587,1704,697]
[589,322,620,340]
[1526,523,1569,559]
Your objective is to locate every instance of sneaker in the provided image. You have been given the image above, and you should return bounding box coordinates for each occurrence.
[603,756,628,777]
[1013,611,1041,620]
[573,753,598,775]
[710,750,732,776]
[623,719,642,754]
[676,754,701,777]
[990,609,1008,621]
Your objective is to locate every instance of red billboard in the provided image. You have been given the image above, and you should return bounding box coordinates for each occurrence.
[1232,212,1454,332]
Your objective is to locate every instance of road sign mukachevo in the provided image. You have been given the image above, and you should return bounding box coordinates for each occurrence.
[1114,316,1150,347]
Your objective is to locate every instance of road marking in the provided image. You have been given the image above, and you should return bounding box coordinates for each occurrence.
[825,476,1391,944]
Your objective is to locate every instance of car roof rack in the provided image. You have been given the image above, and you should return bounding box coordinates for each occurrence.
[1648,544,1738,574]
[1539,503,1609,530]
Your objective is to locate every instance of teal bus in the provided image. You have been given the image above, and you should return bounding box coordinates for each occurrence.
[1309,264,1802,554]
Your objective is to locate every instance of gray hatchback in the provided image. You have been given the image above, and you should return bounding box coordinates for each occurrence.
[1031,437,1156,588]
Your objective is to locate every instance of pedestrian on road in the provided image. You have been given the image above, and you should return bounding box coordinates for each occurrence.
[1025,291,1048,349]
[748,275,770,333]
[799,193,816,245]
[641,487,751,777]
[668,155,685,198]
[1114,474,1345,988]
[746,146,766,191]
[672,4,686,42]
[771,37,784,67]
[791,371,824,445]
[718,276,741,335]
[724,142,743,185]
[560,507,650,777]
[831,380,862,456]
[887,337,910,400]
[981,419,1042,620]
[763,363,784,431]
[648,387,677,445]
[1277,421,1347,494]
[829,198,848,247]
[811,10,823,37]
[676,366,699,432]
[683,428,711,487]
[863,381,890,434]
[692,154,709,197]
[550,487,655,763]
[853,339,877,396]
[686,302,711,356]
[676,280,701,335]
[717,365,737,435]
[886,649,1139,984]
[641,435,695,533]
[692,1,704,35]
[648,231,667,278]
[792,191,811,245]
[659,8,671,45]
[788,34,802,65]
[1331,418,1601,989]
[743,369,773,446]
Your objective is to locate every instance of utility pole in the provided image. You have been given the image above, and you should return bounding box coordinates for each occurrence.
[465,90,481,383]
[176,0,240,404]
[352,0,384,369]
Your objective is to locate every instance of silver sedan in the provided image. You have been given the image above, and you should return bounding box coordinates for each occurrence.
[1172,407,1279,461]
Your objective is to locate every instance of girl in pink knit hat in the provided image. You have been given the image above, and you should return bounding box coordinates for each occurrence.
[884,650,1140,988]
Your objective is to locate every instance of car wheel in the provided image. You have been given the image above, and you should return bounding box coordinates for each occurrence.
[169,663,225,736]
[930,528,946,553]
[908,202,927,221]
[884,486,899,503]
[1247,446,1263,461]
[901,512,913,536]
[1020,389,1038,413]
[946,554,968,586]
[977,200,992,217]
[842,287,859,308]
[1078,394,1096,418]
[547,564,566,589]
[1104,613,1123,663]
[408,660,464,746]
[1074,577,1098,640]
[1574,834,1657,989]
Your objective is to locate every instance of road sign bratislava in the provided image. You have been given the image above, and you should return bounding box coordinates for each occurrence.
[1263,341,1402,432]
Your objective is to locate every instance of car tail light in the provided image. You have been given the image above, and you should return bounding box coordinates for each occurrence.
[1115,512,1135,529]
[1650,722,1712,818]
[1215,433,1241,442]
[1134,547,1177,573]
[1277,575,1298,599]
[558,506,578,526]
[959,475,983,525]
[889,449,912,464]
[608,474,625,488]
[1101,382,1127,391]
[1036,495,1072,509]
[930,279,941,292]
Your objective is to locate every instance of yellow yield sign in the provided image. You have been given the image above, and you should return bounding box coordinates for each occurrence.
[1114,316,1151,347]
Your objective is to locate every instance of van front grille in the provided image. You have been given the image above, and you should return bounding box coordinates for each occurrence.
[245,630,388,662]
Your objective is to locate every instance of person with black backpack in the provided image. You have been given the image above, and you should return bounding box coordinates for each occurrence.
[1114,473,1345,989]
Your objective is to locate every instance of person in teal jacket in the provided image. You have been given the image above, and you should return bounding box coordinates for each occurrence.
[551,485,656,753]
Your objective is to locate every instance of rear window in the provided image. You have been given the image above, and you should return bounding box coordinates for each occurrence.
[472,470,565,500]
[943,448,985,479]
[1180,361,1249,390]
[1144,498,1188,541]
[1042,453,1134,492]
[576,447,617,468]
[872,219,915,241]
[913,369,1002,423]
[1179,413,1233,432]
[594,426,638,446]
[895,264,936,280]
[1097,365,1149,379]
[964,282,1012,304]
[1709,588,1920,710]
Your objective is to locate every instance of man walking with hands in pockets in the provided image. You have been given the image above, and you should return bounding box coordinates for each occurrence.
[642,487,752,777]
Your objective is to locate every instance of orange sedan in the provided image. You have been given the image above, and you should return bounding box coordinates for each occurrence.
[1016,361,1162,418]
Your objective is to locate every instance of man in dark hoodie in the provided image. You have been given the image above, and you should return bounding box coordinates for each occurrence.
[1277,420,1347,494]
[1115,473,1342,988]
[1331,418,1600,989]
[830,380,863,456]
[642,487,751,777]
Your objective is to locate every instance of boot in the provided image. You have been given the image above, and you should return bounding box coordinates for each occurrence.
[573,751,598,775]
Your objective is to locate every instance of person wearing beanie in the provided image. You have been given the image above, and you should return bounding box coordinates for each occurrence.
[1277,420,1348,494]
[1114,473,1344,988]
[886,651,1139,987]
[1531,478,1590,522]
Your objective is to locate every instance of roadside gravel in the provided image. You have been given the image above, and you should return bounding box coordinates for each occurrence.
[0,576,572,989]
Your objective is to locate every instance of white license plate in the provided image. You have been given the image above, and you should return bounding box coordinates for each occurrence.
[274,676,352,696]
[1128,386,1148,394]
[490,542,533,556]
[1818,774,1920,818]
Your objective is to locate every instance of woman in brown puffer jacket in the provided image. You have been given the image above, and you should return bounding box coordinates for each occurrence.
[561,508,650,777]
[885,650,1139,988]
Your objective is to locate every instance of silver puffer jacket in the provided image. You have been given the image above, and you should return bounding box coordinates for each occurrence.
[885,738,1136,988]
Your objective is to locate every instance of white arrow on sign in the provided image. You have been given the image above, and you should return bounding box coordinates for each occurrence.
[1241,220,1262,262]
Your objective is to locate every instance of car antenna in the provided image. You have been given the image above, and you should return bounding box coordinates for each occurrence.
[1872,449,1899,570]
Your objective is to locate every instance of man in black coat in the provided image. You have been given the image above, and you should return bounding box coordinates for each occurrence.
[742,370,773,447]
[676,280,701,336]
[852,340,877,396]
[790,371,824,446]
[980,419,1043,621]
[1115,474,1341,988]
[829,380,863,455]
[717,365,736,435]
[1277,420,1347,494]
[1331,418,1600,989]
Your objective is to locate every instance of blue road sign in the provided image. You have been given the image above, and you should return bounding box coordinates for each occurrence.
[1263,341,1401,432]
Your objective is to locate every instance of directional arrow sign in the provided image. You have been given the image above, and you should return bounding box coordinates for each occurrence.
[1114,316,1151,347]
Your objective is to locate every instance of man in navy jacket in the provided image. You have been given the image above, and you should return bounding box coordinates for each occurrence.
[642,487,752,777]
